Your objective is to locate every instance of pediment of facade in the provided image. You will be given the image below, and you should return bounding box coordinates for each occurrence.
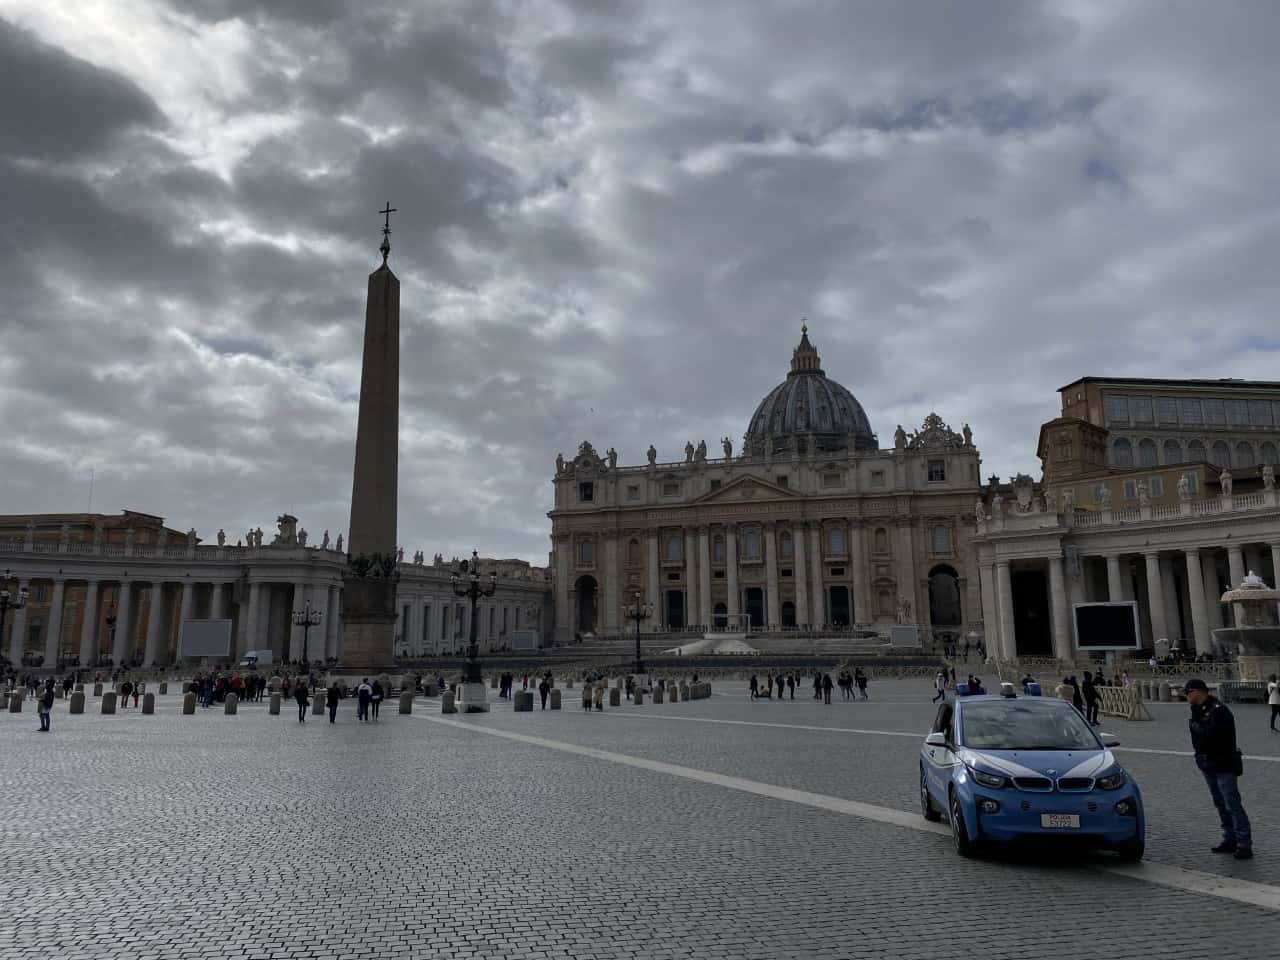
[692,474,800,505]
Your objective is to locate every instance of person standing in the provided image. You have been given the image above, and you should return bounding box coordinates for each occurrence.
[370,679,384,721]
[538,676,550,710]
[821,672,833,705]
[855,669,868,701]
[1268,674,1280,733]
[1082,671,1100,726]
[749,675,758,700]
[932,671,947,703]
[326,683,340,724]
[1185,678,1252,859]
[356,678,372,722]
[294,681,309,723]
[786,674,795,700]
[37,679,54,732]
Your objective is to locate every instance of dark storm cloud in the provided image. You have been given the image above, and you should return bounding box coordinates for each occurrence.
[2,0,1280,563]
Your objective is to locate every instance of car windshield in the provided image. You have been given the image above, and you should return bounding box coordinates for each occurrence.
[960,701,1098,751]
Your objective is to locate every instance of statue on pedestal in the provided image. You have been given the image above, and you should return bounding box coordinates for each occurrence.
[556,453,565,474]
[607,447,617,469]
[92,523,104,552]
[722,436,732,458]
[894,425,907,451]
[974,498,986,522]
[321,530,330,549]
[157,528,168,549]
[962,423,972,447]
[1136,480,1150,507]
[59,523,70,548]
[896,594,913,624]
[336,533,344,552]
[124,527,135,552]
[217,529,226,547]
[1177,475,1192,501]
[298,528,308,547]
[254,527,264,547]
[695,440,707,461]
[1264,463,1275,491]
[684,441,695,463]
[1098,485,1112,509]
[187,528,198,548]
[1221,469,1233,496]
[646,444,657,465]
[1062,488,1075,513]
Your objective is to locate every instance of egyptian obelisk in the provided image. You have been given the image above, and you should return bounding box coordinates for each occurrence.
[341,204,400,669]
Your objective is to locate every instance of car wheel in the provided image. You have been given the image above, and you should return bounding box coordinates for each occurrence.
[920,766,942,822]
[949,789,979,858]
[1114,838,1144,862]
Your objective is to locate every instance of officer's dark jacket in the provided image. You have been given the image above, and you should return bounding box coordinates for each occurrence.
[1189,697,1241,771]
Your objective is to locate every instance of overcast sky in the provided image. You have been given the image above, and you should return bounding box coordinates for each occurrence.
[2,1,1278,564]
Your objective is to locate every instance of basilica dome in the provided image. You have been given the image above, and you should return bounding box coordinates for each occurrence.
[743,326,877,457]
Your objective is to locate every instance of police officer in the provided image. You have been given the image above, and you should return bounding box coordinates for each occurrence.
[1185,678,1252,860]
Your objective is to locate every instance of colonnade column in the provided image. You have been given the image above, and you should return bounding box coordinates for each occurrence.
[809,525,825,627]
[849,521,870,626]
[78,579,101,666]
[8,578,30,666]
[143,582,165,666]
[1201,553,1224,630]
[995,562,1015,659]
[554,535,571,643]
[1184,549,1212,657]
[793,524,810,627]
[176,580,195,662]
[1143,553,1169,646]
[289,582,308,660]
[725,524,740,624]
[1105,554,1125,602]
[697,526,712,627]
[242,580,262,656]
[603,533,619,633]
[1047,556,1071,661]
[1159,555,1182,648]
[764,523,779,629]
[43,578,67,666]
[684,528,698,628]
[326,585,340,658]
[112,581,133,665]
[978,564,997,656]
[211,582,227,619]
[1227,546,1245,589]
[896,519,916,622]
[1272,543,1280,589]
[646,533,660,622]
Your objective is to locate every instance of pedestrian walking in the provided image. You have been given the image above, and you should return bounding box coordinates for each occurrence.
[821,672,833,705]
[37,679,54,732]
[357,678,372,722]
[370,680,384,720]
[932,670,947,703]
[749,675,758,700]
[813,672,822,701]
[1082,671,1100,726]
[119,680,132,707]
[294,682,309,723]
[855,669,868,701]
[1268,674,1280,733]
[539,676,550,709]
[786,674,795,699]
[327,683,340,723]
[1185,678,1252,859]
[1069,675,1084,713]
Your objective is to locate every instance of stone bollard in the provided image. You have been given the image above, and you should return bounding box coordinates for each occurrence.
[491,677,499,689]
[101,691,117,715]
[225,693,239,715]
[399,690,414,714]
[680,683,690,700]
[442,691,458,714]
[653,687,664,704]
[74,682,84,693]
[615,677,625,690]
[514,690,534,712]
[566,679,574,689]
[636,689,647,705]
[609,687,621,707]
[158,682,168,695]
[182,692,197,714]
[142,693,155,715]
[550,689,561,710]
[269,693,281,715]
[69,691,85,714]
[8,692,22,713]
[312,694,324,716]
[1158,682,1171,702]
[92,682,103,697]
[424,682,439,697]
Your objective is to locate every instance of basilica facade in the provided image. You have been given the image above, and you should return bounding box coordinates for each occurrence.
[548,329,985,644]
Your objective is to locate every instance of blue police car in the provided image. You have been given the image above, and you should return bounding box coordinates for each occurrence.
[919,691,1144,860]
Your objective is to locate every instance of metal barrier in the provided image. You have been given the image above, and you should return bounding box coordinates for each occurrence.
[1098,685,1151,721]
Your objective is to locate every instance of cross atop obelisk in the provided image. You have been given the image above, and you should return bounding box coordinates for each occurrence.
[378,201,396,264]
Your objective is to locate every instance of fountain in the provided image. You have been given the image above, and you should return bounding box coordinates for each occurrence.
[1212,571,1280,682]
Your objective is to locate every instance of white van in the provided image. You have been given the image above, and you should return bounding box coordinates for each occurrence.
[238,649,273,667]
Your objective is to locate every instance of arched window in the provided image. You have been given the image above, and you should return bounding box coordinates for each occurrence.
[1262,441,1279,465]
[578,540,594,564]
[874,527,889,554]
[1163,439,1182,465]
[827,526,845,555]
[877,589,895,617]
[665,534,682,562]
[743,528,761,559]
[931,526,951,555]
[1236,442,1256,468]
[1212,441,1231,468]
[627,538,640,565]
[779,531,793,559]
[1112,438,1133,467]
[1137,438,1157,467]
[712,535,726,563]
[1187,439,1206,462]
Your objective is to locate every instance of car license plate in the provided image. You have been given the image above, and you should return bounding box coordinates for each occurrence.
[1040,813,1080,829]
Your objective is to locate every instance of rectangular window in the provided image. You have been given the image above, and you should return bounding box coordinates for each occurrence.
[1179,398,1203,424]
[1249,399,1273,426]
[1155,397,1179,424]
[666,572,681,582]
[709,479,722,490]
[871,470,886,487]
[440,607,449,639]
[775,475,789,488]
[1122,479,1137,500]
[829,567,845,577]
[1150,477,1164,497]
[821,472,842,488]
[1104,394,1129,424]
[927,459,946,482]
[1204,398,1227,425]
[780,568,792,578]
[33,584,48,602]
[1130,396,1153,423]
[713,569,725,580]
[661,482,679,496]
[626,485,640,501]
[1093,484,1109,504]
[578,482,593,502]
[1226,399,1250,425]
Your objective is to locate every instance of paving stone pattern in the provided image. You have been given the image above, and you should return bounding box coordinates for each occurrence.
[2,681,1278,959]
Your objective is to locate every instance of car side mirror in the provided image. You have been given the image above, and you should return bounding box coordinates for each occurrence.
[925,732,947,747]
[1099,731,1120,748]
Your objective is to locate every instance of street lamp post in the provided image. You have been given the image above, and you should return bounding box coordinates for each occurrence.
[103,602,117,669]
[1,571,30,665]
[292,600,323,665]
[451,550,496,712]
[623,590,654,676]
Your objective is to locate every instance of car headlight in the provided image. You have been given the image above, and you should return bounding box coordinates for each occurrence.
[968,767,1008,789]
[1096,771,1127,791]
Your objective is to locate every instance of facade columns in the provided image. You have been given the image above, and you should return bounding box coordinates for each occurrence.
[1105,554,1125,602]
[897,520,916,623]
[809,524,825,627]
[995,562,1016,659]
[112,581,133,665]
[1227,545,1245,590]
[793,524,810,627]
[210,582,227,620]
[175,580,195,661]
[849,522,870,626]
[1201,552,1224,630]
[978,564,997,656]
[764,523,780,629]
[1184,549,1212,657]
[43,578,67,666]
[8,578,29,665]
[684,528,698,628]
[325,585,340,658]
[242,580,262,656]
[289,582,308,660]
[1158,555,1182,647]
[554,536,571,643]
[78,579,100,666]
[1047,556,1071,661]
[697,526,712,627]
[603,533,619,633]
[646,533,660,622]
[1143,553,1169,646]
[725,524,740,623]
[143,581,166,666]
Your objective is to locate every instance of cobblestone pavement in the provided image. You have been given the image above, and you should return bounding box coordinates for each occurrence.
[2,680,1278,960]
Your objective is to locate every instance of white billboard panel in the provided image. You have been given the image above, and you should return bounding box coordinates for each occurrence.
[179,619,233,658]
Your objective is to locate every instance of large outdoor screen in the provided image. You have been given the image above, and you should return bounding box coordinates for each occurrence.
[1073,602,1141,650]
[178,619,233,658]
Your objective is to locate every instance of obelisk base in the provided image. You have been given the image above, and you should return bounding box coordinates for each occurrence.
[341,578,398,670]
[456,681,490,713]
